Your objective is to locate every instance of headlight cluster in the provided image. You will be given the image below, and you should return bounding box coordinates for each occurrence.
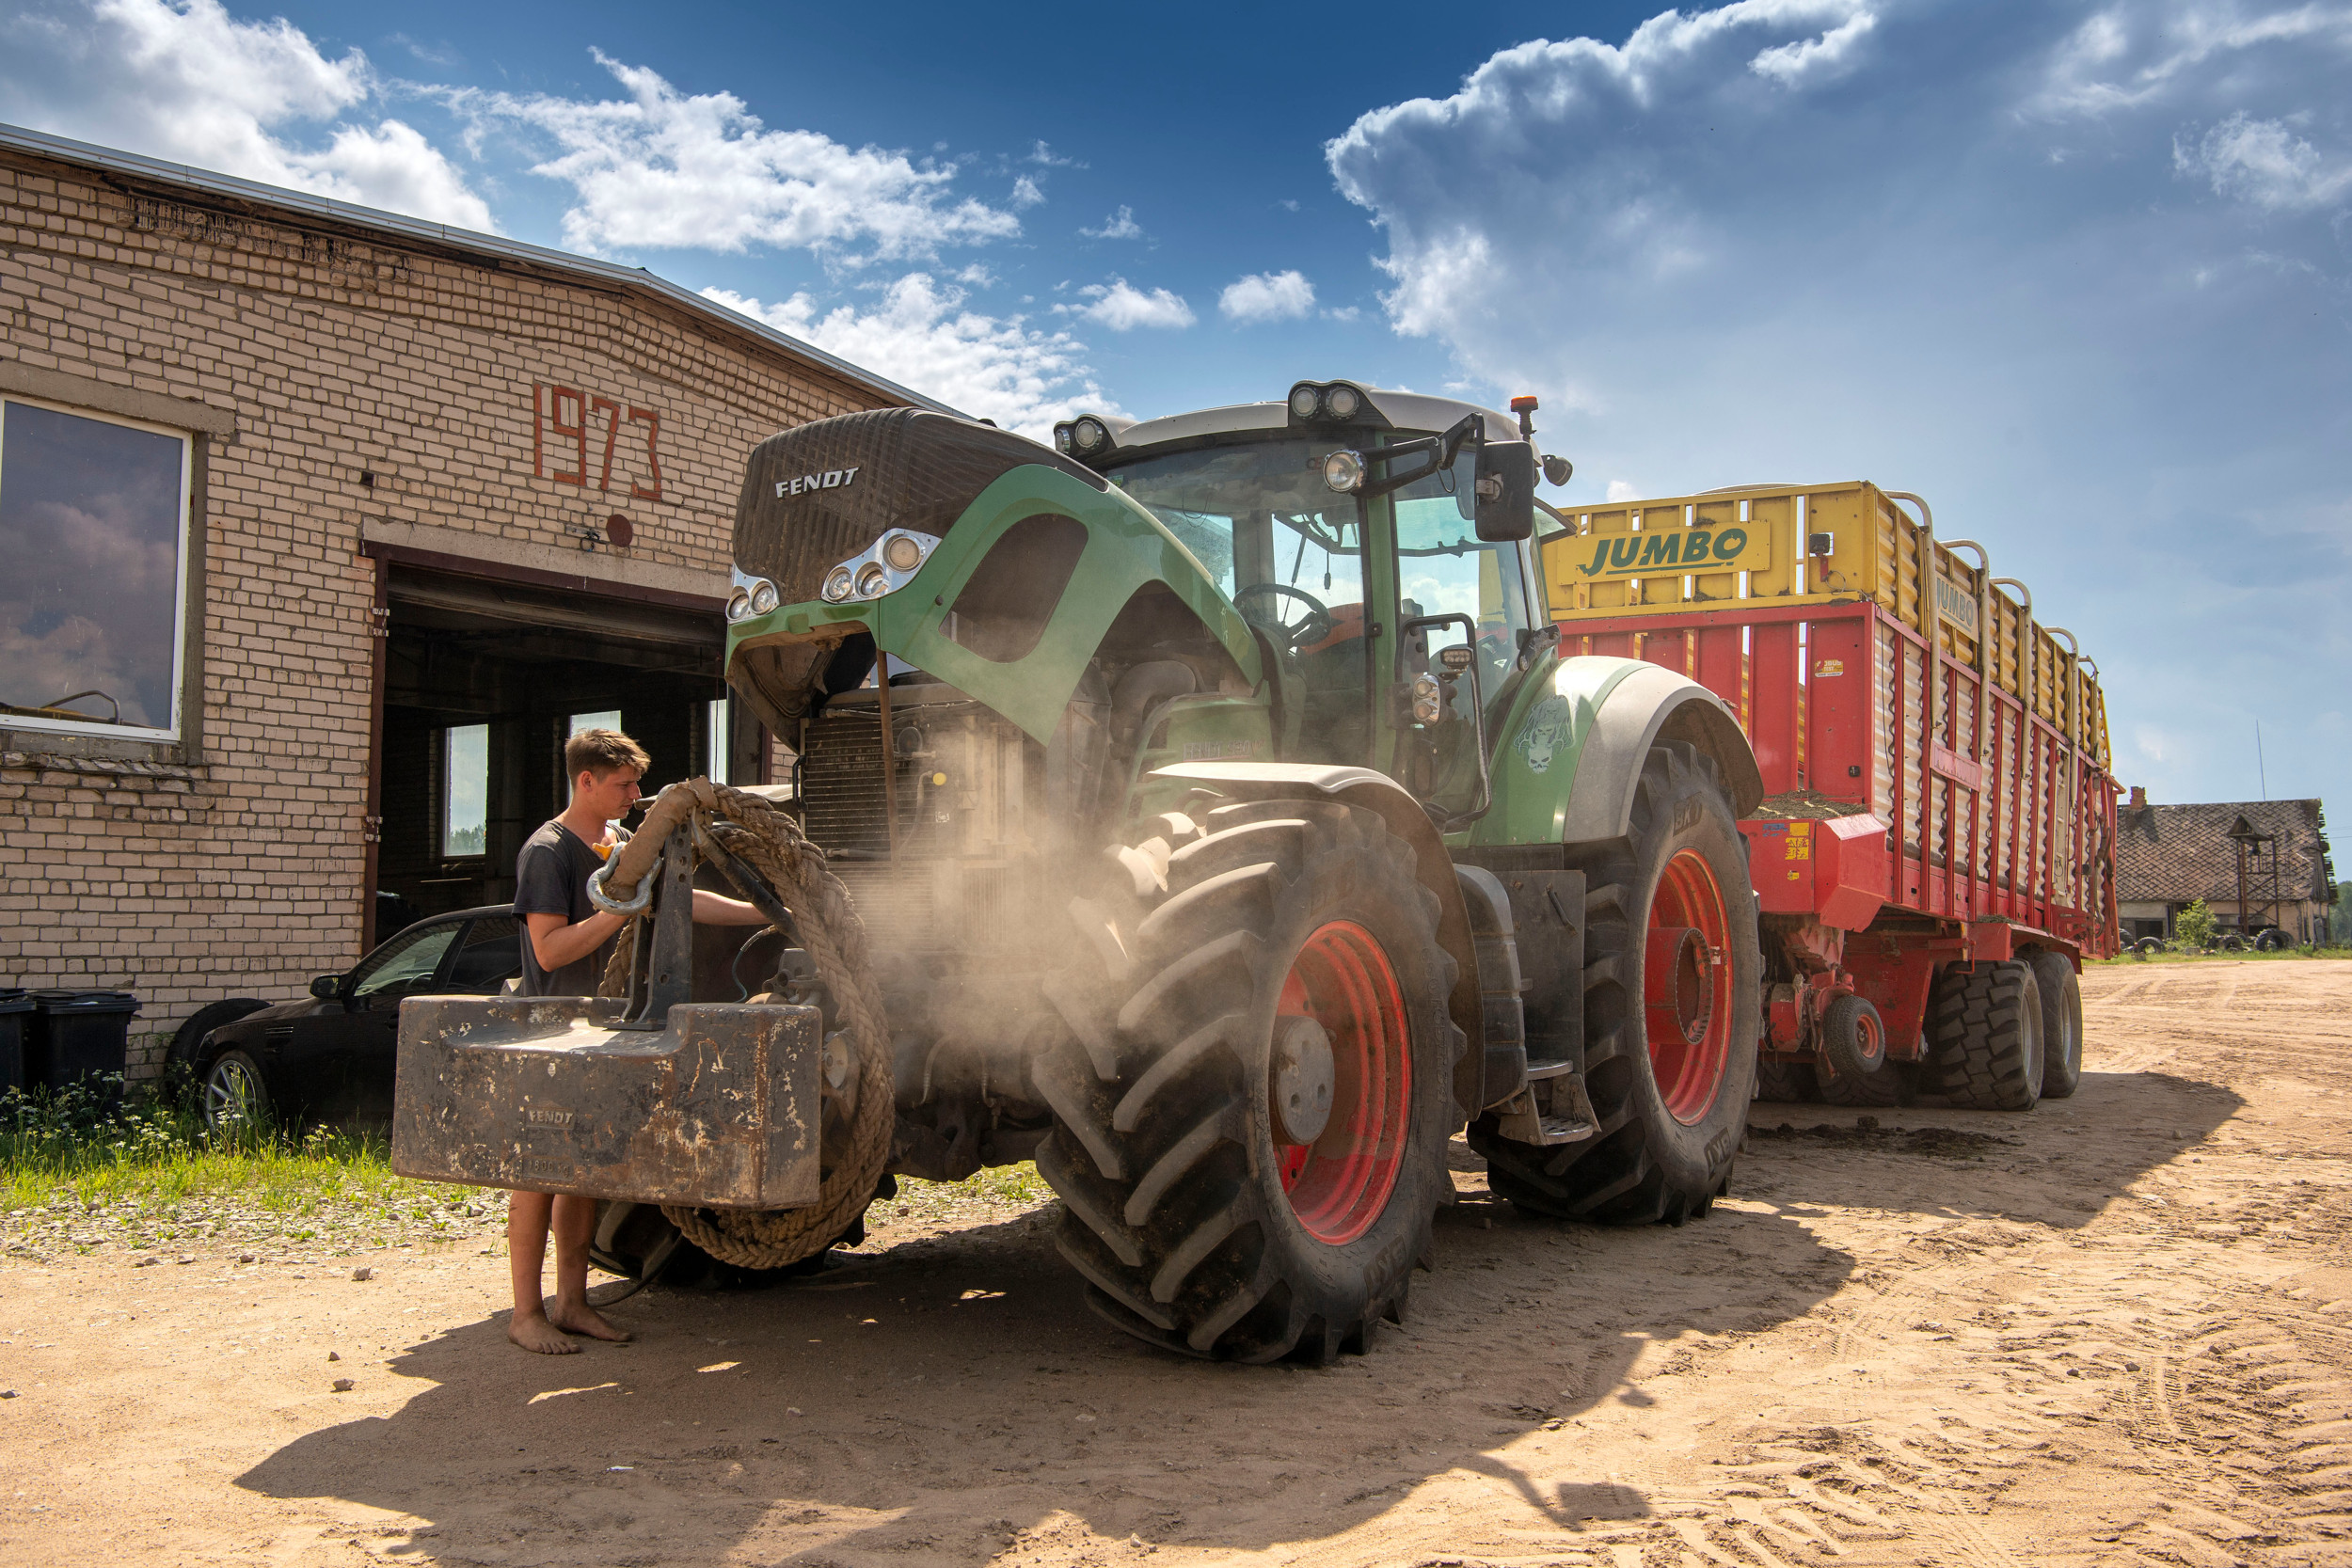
[1052,415,1115,459]
[1287,380,1369,423]
[818,529,944,604]
[726,565,780,623]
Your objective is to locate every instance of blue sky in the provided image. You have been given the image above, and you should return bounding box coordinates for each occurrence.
[2,0,2345,825]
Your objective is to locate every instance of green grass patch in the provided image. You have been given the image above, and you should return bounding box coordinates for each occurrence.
[2092,946,2351,967]
[1,1076,483,1249]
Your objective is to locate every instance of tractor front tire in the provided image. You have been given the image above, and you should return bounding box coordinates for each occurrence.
[1472,740,1761,1224]
[1037,799,1463,1363]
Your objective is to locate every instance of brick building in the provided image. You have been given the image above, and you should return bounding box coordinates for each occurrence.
[2114,790,2337,945]
[0,123,946,1074]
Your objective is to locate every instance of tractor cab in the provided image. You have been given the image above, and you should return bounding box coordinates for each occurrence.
[1060,382,1558,826]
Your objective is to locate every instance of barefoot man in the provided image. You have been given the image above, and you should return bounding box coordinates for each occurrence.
[507,726,767,1354]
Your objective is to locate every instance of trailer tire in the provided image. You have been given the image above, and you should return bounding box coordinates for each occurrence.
[1754,1058,1820,1103]
[1040,800,1462,1363]
[1927,961,2043,1112]
[1471,740,1760,1225]
[2027,952,2084,1101]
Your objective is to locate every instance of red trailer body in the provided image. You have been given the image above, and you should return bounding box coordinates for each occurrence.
[1541,482,2119,1085]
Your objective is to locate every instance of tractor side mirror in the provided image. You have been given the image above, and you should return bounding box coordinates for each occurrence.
[310,974,343,1001]
[1474,440,1536,543]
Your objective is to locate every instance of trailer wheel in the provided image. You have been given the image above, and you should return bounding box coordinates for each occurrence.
[1754,1058,1820,1103]
[1816,995,1912,1107]
[2027,952,2084,1100]
[1926,961,2043,1112]
[1473,740,1760,1224]
[1038,800,1461,1363]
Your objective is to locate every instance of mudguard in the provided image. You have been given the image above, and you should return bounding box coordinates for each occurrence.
[1470,654,1763,850]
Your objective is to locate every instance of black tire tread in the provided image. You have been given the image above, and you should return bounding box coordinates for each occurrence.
[1927,961,2042,1112]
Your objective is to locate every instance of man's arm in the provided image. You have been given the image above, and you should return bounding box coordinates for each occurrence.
[692,891,771,926]
[527,909,628,974]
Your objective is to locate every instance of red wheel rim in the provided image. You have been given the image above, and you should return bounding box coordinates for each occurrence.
[1645,849,1734,1125]
[1272,921,1410,1245]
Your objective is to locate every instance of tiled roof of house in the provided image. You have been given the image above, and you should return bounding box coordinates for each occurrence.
[2115,798,2335,908]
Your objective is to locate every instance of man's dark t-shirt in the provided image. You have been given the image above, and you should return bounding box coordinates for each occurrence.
[515,819,627,997]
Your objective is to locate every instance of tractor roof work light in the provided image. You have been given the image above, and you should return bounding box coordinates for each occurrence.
[1323,450,1367,494]
[1287,380,1375,425]
[1053,415,1115,459]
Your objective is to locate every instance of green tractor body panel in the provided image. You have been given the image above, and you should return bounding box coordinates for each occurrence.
[728,464,1263,745]
[1451,654,1652,850]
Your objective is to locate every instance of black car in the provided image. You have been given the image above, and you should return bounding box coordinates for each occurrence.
[174,905,522,1129]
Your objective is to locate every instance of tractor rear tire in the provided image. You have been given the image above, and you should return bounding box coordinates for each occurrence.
[2028,952,2084,1100]
[1470,740,1760,1224]
[1754,1058,1820,1103]
[1927,961,2044,1112]
[1037,799,1463,1363]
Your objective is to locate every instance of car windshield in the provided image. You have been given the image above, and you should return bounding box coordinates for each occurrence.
[350,921,460,1000]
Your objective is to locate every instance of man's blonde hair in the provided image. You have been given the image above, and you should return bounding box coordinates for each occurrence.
[564,727,650,784]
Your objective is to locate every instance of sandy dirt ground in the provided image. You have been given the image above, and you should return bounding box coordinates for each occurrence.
[5,958,2349,1568]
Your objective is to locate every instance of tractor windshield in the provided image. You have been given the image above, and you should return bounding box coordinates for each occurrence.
[1106,438,1369,760]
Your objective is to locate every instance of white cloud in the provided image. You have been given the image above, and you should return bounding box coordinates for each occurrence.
[0,0,493,229]
[1325,1,2352,809]
[1027,140,1083,167]
[1219,269,1316,323]
[1605,480,1641,502]
[1057,277,1196,330]
[467,51,1021,260]
[1010,175,1045,209]
[2029,0,2352,119]
[703,277,1117,437]
[1081,205,1144,240]
[2176,112,2352,210]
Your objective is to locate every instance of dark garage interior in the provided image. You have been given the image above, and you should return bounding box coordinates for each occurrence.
[372,564,764,940]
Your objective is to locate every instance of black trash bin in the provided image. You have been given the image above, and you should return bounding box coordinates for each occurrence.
[26,990,140,1092]
[0,989,31,1095]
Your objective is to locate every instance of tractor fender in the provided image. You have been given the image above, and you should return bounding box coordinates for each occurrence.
[1557,658,1763,843]
[1150,760,1485,1127]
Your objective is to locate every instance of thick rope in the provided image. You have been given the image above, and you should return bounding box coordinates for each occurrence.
[596,778,894,1270]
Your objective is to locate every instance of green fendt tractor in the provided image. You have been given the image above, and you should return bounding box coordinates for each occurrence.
[393,382,1764,1363]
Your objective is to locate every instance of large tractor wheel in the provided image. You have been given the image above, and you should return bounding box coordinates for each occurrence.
[1472,740,1760,1224]
[1036,799,1463,1363]
[2027,951,2084,1100]
[1926,960,2044,1112]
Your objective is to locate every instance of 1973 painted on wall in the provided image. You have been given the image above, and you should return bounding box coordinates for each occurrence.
[532,383,662,501]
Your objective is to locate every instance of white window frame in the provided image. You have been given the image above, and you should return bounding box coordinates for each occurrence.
[0,393,194,743]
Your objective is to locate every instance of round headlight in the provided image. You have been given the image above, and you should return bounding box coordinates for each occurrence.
[1323,450,1367,493]
[1324,383,1362,420]
[750,581,779,615]
[822,567,854,603]
[855,562,891,598]
[882,533,924,572]
[1073,417,1108,453]
[1288,384,1323,420]
[1054,423,1075,453]
[726,587,753,622]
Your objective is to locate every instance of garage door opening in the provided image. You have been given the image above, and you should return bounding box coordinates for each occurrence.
[371,564,759,940]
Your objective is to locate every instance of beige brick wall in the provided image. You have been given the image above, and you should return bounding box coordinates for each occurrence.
[0,149,890,1067]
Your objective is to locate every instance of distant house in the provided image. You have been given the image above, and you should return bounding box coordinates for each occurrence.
[2115,791,2337,944]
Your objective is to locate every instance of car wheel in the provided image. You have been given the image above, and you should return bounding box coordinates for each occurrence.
[201,1049,272,1131]
[168,999,269,1073]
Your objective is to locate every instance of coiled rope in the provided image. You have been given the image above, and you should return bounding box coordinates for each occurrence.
[595,778,893,1270]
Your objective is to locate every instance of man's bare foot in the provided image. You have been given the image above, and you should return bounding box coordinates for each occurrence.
[509,1311,582,1355]
[547,1302,632,1343]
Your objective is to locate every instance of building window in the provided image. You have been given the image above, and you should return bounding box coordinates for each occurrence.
[570,709,621,736]
[0,398,192,740]
[442,723,488,857]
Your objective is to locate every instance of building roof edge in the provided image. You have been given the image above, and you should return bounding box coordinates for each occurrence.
[0,120,964,420]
